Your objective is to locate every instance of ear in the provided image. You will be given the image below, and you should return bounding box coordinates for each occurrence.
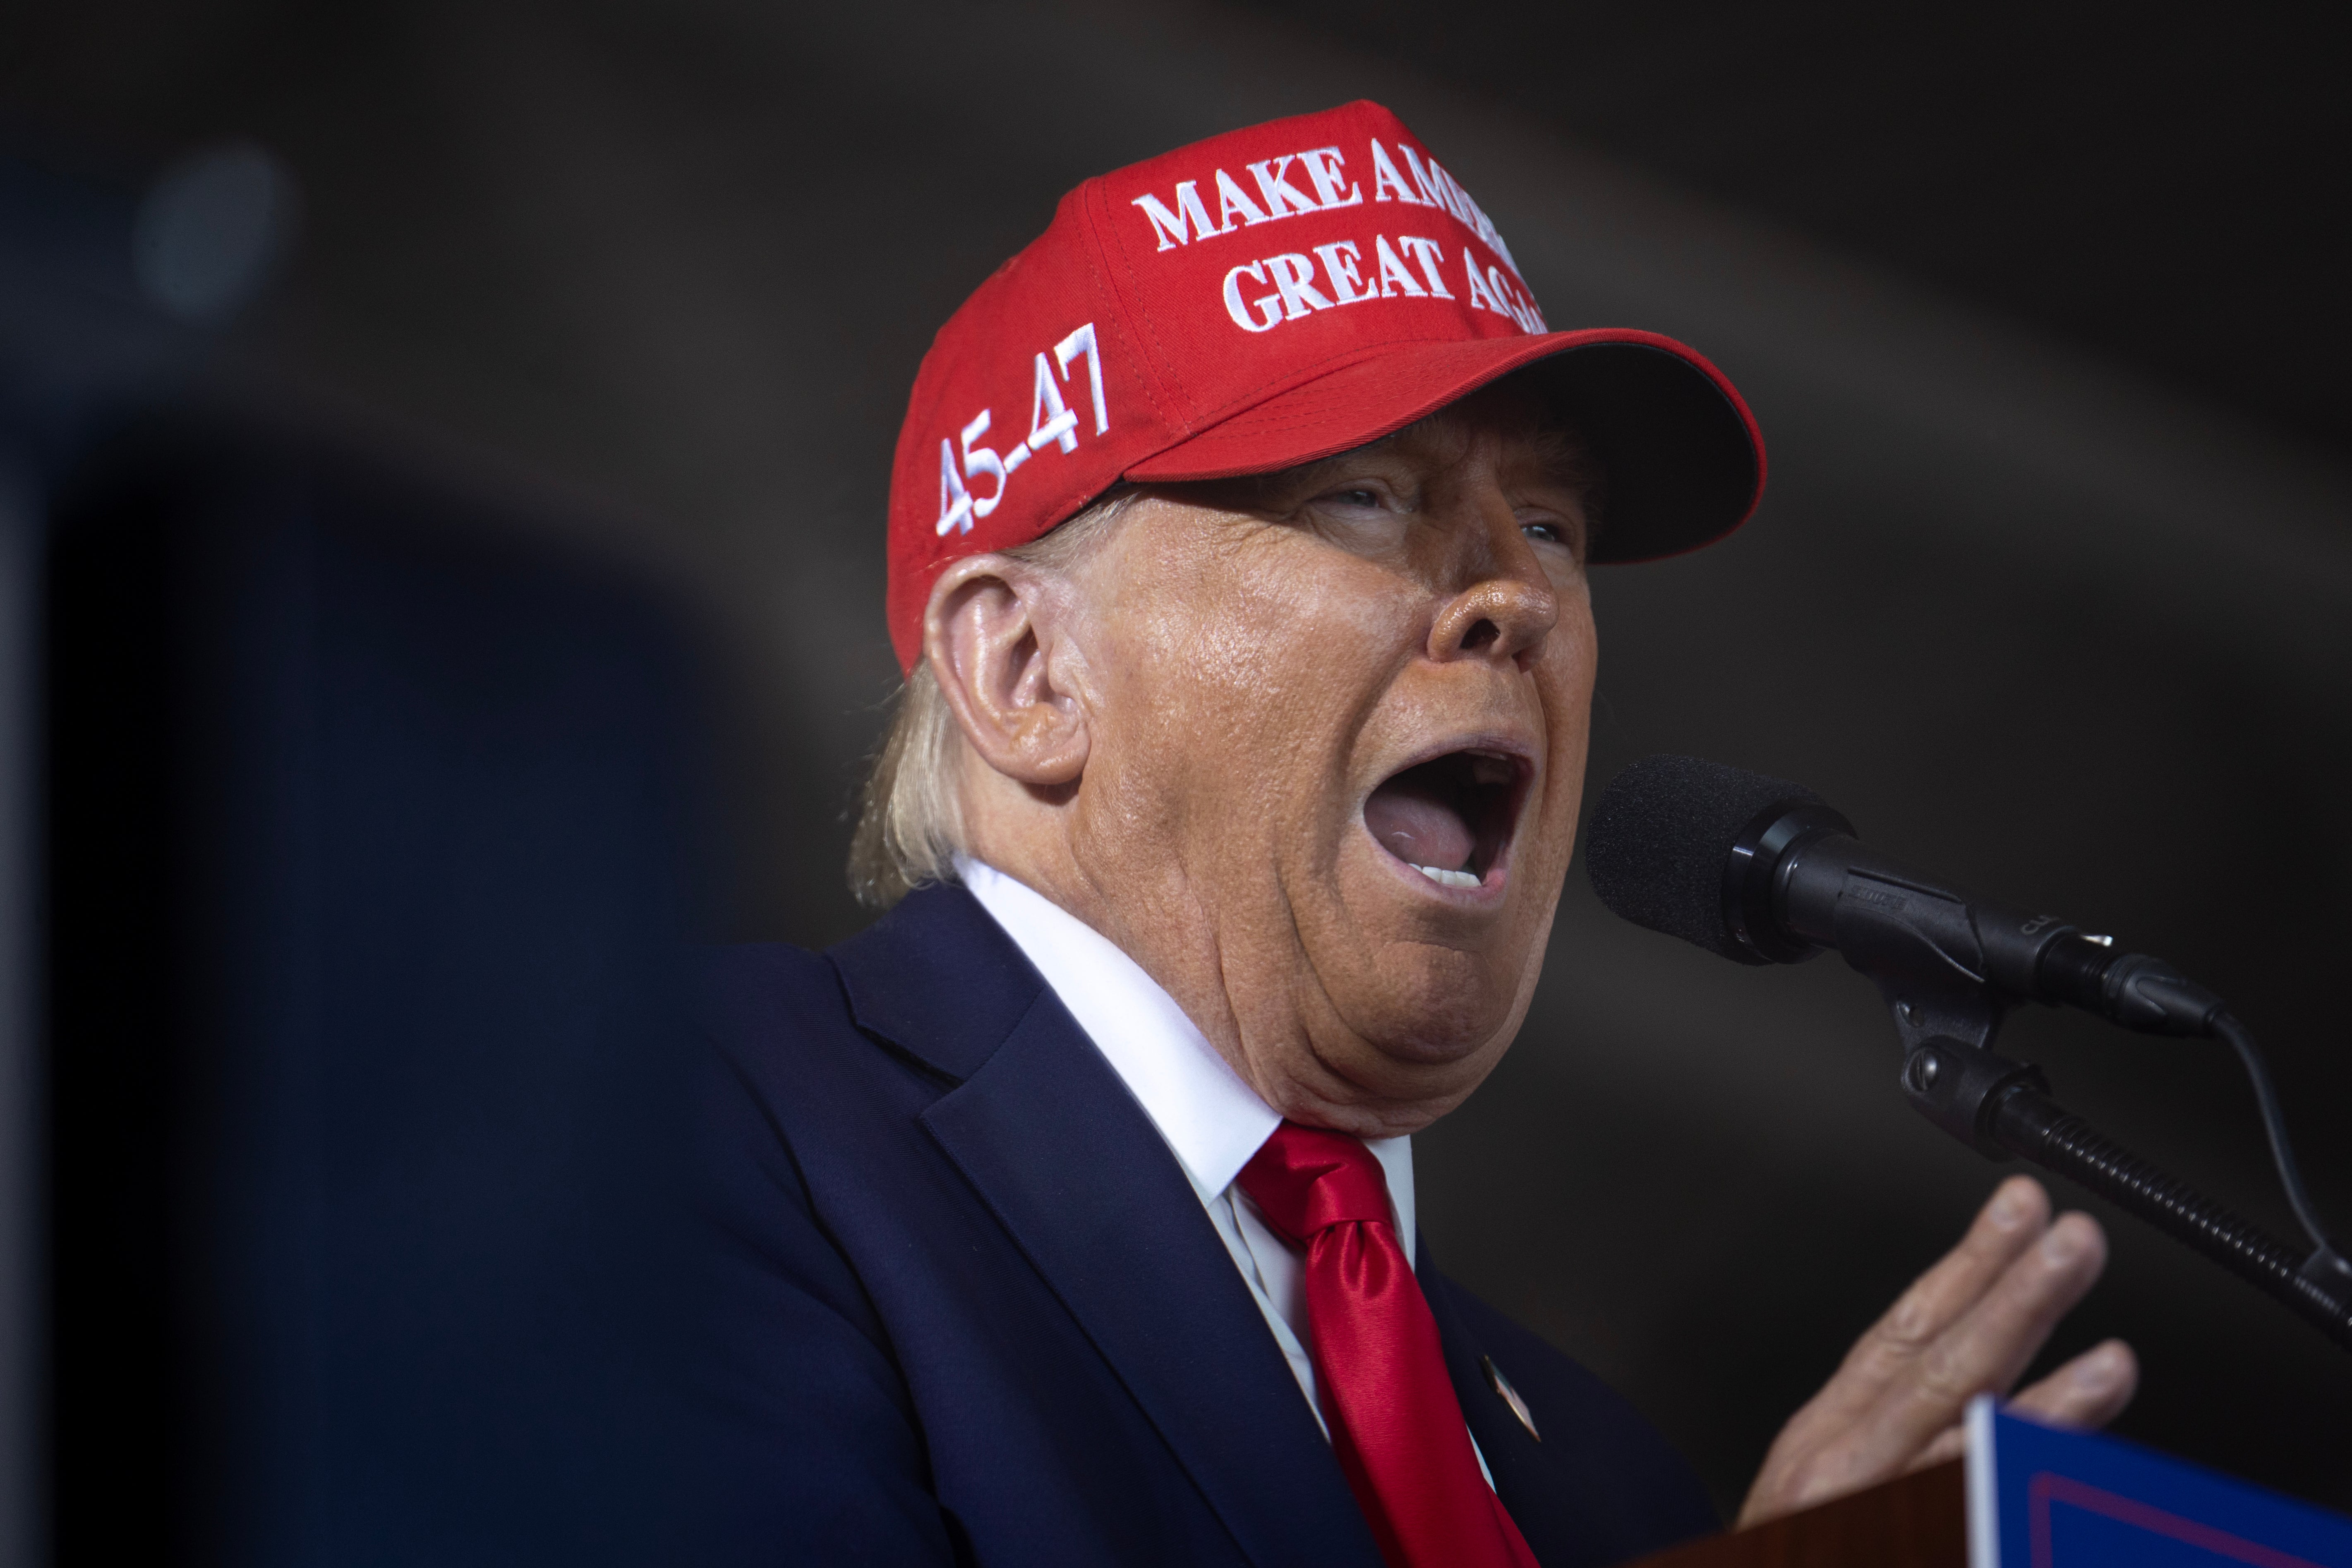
[922,554,1092,788]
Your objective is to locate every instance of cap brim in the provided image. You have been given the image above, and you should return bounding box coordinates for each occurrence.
[1122,328,1764,563]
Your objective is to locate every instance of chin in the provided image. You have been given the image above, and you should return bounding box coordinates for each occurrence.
[1338,944,1522,1066]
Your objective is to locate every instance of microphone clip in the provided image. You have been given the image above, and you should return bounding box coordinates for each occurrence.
[1898,1035,2050,1160]
[1876,983,2352,1347]
[1872,954,2036,1159]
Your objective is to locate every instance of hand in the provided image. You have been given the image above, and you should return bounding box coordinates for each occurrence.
[1737,1175,2138,1526]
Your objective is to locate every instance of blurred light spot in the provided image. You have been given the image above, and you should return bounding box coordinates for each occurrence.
[133,139,296,325]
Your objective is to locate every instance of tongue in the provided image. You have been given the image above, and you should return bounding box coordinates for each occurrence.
[1364,776,1474,872]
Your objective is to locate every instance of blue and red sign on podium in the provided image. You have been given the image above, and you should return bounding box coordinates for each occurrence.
[1968,1398,2352,1567]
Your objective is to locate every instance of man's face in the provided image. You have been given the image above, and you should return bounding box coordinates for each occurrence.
[1058,386,1598,1134]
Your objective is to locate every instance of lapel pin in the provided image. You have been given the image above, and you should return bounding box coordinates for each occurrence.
[1480,1355,1541,1443]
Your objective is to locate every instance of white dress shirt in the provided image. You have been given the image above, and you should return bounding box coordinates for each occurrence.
[960,859,1492,1476]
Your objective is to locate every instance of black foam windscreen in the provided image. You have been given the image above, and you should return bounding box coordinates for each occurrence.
[1583,755,1824,960]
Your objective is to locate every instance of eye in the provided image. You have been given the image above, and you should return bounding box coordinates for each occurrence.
[1292,476,1415,557]
[1521,520,1570,547]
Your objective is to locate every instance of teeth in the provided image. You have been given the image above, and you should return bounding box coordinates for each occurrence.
[1412,864,1482,889]
[1468,754,1515,786]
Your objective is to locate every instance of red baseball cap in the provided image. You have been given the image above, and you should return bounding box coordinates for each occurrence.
[885,99,1765,672]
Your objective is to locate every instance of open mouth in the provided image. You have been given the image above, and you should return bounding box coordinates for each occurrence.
[1362,749,1525,891]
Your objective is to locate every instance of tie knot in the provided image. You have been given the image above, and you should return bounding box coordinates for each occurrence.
[1235,1122,1393,1244]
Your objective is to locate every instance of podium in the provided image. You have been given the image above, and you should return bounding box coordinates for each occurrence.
[1631,1399,2352,1567]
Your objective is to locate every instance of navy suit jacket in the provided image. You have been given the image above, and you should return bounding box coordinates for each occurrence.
[694,884,1715,1565]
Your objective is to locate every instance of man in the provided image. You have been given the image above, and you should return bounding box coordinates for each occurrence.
[698,102,2139,1565]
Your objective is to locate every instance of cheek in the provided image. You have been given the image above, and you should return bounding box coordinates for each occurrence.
[1552,625,1590,771]
[1093,541,1417,790]
[1546,596,1599,761]
[1552,585,1599,695]
[1520,604,1599,878]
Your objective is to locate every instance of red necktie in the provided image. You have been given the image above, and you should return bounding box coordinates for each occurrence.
[1238,1122,1540,1568]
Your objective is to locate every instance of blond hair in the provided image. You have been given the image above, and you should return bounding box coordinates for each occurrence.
[847,394,1605,907]
[847,490,1138,908]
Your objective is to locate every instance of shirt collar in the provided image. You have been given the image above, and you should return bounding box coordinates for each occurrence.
[957,859,1414,1253]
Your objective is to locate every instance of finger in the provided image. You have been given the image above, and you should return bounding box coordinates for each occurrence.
[1770,1211,2107,1511]
[2008,1339,2138,1431]
[1731,1184,2079,1523]
[1744,1406,1973,1523]
[1906,1422,1967,1473]
[1779,1178,2052,1445]
[1844,1211,2110,1464]
[1868,1339,2135,1483]
[1742,1179,2056,1520]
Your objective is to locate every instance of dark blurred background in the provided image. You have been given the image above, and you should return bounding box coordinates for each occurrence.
[5,0,2349,1554]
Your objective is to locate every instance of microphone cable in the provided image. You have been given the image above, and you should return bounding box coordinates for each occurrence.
[1585,753,2352,1345]
[2209,1011,2352,1284]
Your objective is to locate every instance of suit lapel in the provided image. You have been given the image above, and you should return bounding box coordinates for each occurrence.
[1421,1239,1597,1568]
[834,887,1377,1568]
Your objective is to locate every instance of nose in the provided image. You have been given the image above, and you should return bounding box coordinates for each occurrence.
[1426,509,1559,671]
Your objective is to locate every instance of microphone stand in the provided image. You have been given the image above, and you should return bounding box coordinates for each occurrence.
[1876,982,2352,1350]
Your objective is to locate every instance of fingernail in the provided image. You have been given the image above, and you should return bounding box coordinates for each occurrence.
[1989,1182,2033,1229]
[2040,1223,2085,1265]
[2073,1347,2124,1391]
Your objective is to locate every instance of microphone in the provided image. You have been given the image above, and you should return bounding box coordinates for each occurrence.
[1583,754,2223,1038]
[1583,753,2352,1345]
